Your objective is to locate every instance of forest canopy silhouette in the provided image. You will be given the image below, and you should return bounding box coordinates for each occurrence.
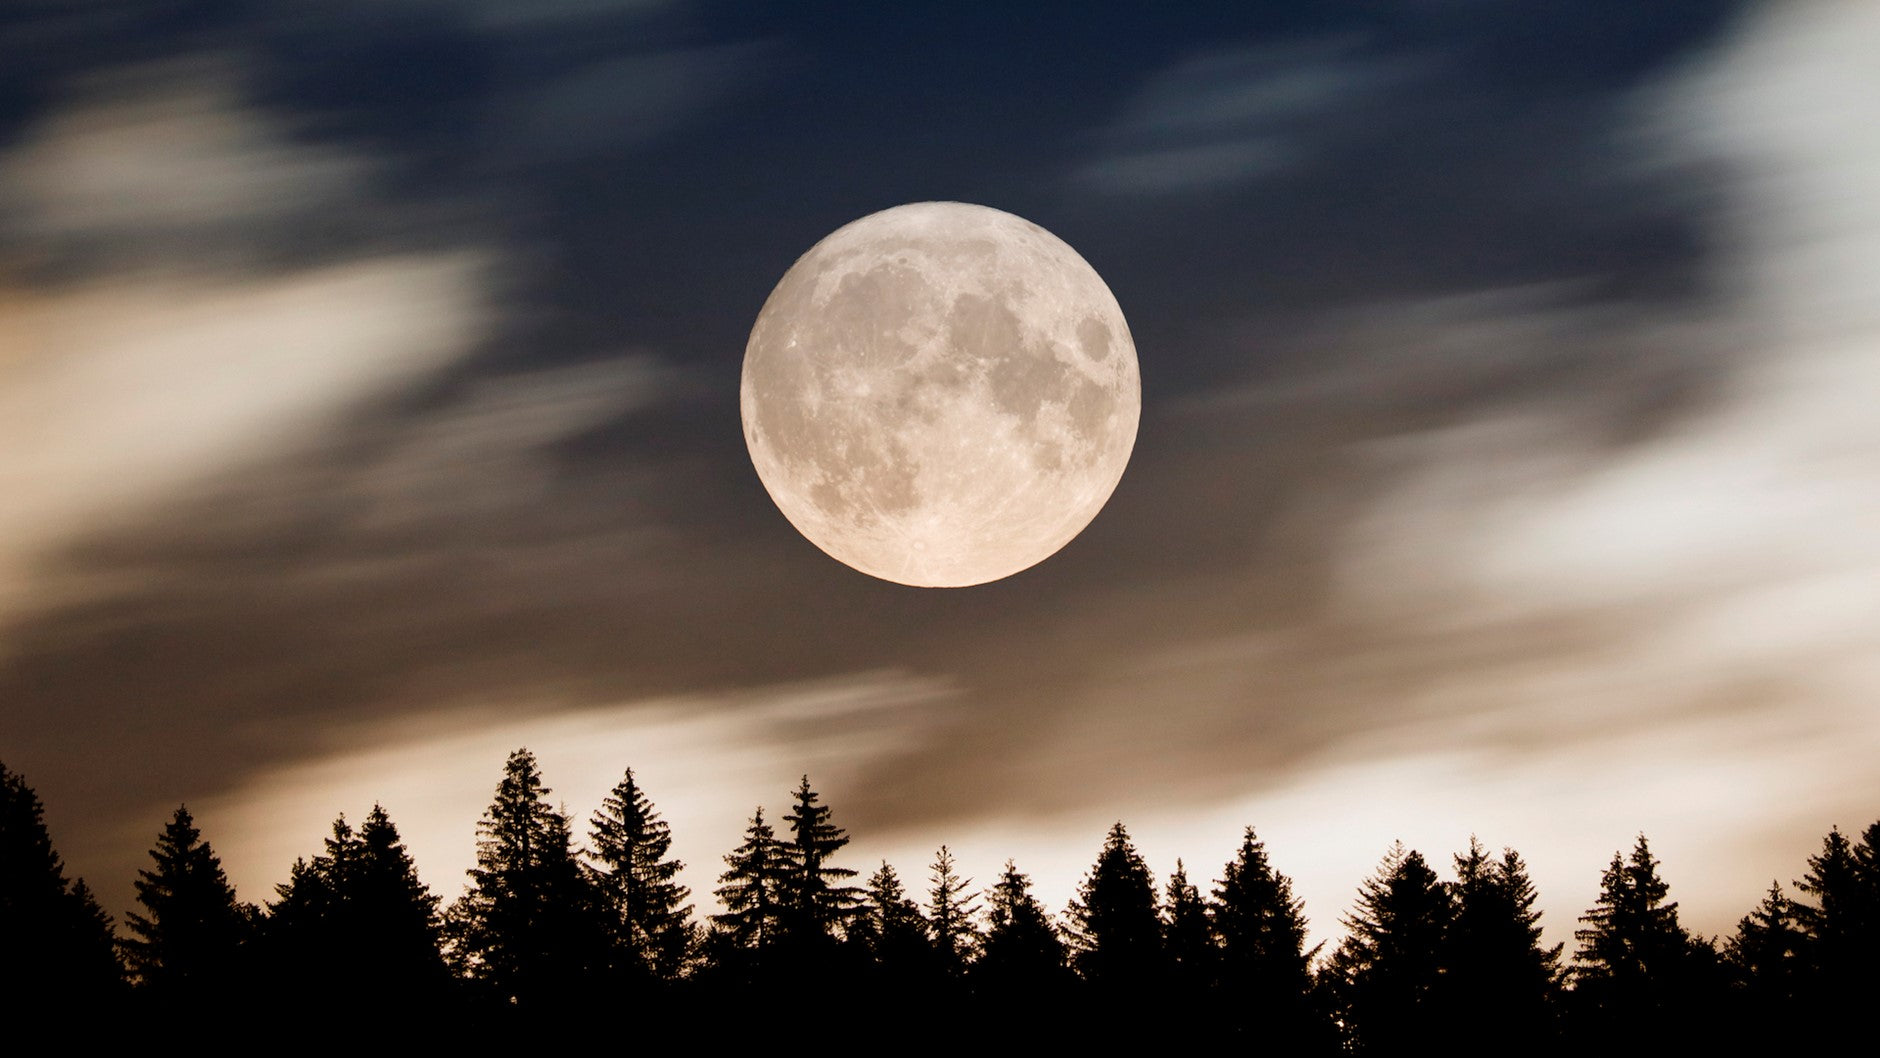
[3,754,1875,1047]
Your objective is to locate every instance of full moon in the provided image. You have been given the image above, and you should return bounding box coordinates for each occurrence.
[741,201,1140,587]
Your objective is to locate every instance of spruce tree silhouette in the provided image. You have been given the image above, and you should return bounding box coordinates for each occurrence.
[1328,842,1452,1052]
[1725,880,1805,1041]
[589,768,694,981]
[1792,823,1880,1023]
[858,861,934,975]
[1209,827,1322,1048]
[777,776,862,947]
[0,762,125,1002]
[971,859,1073,1041]
[976,860,1070,995]
[927,845,979,976]
[352,805,448,992]
[709,806,788,978]
[1066,822,1164,993]
[261,807,444,1006]
[1438,839,1562,1047]
[1569,835,1723,1043]
[123,805,253,999]
[845,860,939,1032]
[261,832,346,999]
[447,749,604,1008]
[1162,859,1215,999]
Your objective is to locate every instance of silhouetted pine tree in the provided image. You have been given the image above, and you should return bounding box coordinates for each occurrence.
[261,806,444,1006]
[844,860,939,1031]
[1328,842,1452,1053]
[1438,839,1562,1046]
[973,860,1073,1034]
[262,849,344,998]
[927,845,979,976]
[0,762,125,1002]
[1792,823,1880,1020]
[589,768,693,981]
[857,861,933,974]
[777,776,863,947]
[1569,835,1723,1043]
[1858,820,1880,892]
[351,804,448,992]
[1066,822,1165,993]
[123,805,254,999]
[446,749,604,1007]
[1163,859,1215,996]
[1724,880,1805,1041]
[709,807,788,975]
[1210,827,1322,1048]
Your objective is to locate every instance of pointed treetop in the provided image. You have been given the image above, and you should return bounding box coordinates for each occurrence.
[713,806,789,951]
[977,858,1069,989]
[1067,821,1164,986]
[0,762,125,995]
[778,776,863,937]
[123,804,251,988]
[929,844,980,970]
[589,766,693,979]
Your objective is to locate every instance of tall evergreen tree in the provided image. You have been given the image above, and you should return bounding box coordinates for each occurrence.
[927,845,980,975]
[266,855,334,930]
[1724,880,1805,1040]
[589,768,693,980]
[0,762,125,1001]
[123,805,253,997]
[350,804,447,990]
[1163,859,1216,995]
[1438,839,1562,1044]
[976,860,1069,985]
[1066,822,1164,992]
[857,861,933,974]
[710,807,789,967]
[262,849,344,996]
[1792,823,1880,1017]
[1328,842,1452,1053]
[446,748,603,1006]
[1570,835,1722,1041]
[1857,821,1880,894]
[1210,827,1320,1046]
[262,805,444,1003]
[777,776,863,944]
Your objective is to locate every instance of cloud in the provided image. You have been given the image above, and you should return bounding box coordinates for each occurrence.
[0,65,372,260]
[0,257,491,596]
[505,40,779,159]
[1072,38,1426,195]
[446,0,679,30]
[1264,0,1880,940]
[0,65,498,627]
[200,670,956,921]
[840,0,1880,944]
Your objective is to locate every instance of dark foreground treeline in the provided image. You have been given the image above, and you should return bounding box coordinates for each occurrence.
[4,751,1877,1048]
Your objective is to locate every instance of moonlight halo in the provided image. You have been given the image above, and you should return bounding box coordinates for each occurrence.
[741,201,1140,587]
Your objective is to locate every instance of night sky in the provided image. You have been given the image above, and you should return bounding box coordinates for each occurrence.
[5,0,1877,954]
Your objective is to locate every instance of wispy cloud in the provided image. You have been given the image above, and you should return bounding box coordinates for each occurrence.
[0,64,499,629]
[203,670,957,919]
[503,40,780,159]
[1072,38,1426,195]
[0,64,373,266]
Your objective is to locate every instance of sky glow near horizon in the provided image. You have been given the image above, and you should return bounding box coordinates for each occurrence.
[4,0,1879,958]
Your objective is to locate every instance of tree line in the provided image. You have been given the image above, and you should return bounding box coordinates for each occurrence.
[3,752,1876,1046]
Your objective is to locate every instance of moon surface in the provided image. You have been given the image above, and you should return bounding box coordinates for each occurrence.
[741,201,1140,587]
